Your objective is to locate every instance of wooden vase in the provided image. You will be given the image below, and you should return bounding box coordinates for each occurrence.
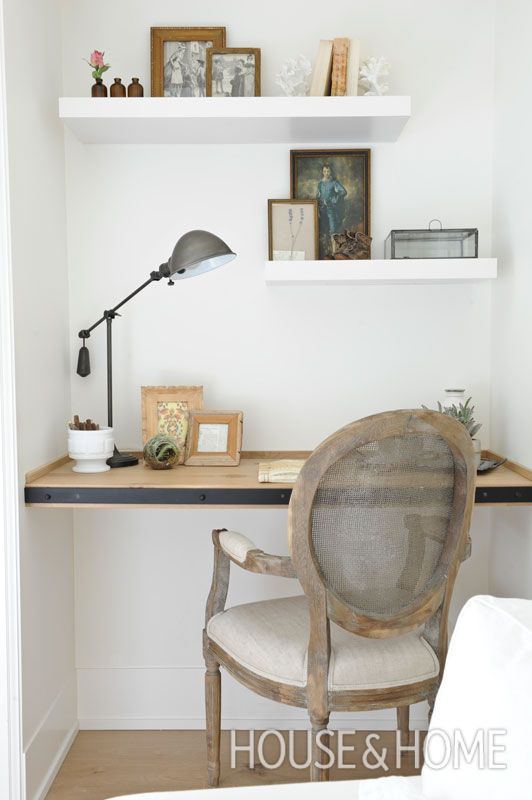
[91,78,107,98]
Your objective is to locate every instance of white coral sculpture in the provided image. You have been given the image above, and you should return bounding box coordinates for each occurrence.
[275,55,312,97]
[358,56,390,96]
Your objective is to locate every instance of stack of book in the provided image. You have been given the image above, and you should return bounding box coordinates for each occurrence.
[309,38,360,97]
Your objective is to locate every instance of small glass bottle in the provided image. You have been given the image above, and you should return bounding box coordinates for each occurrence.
[441,388,466,410]
[110,78,126,97]
[127,78,144,97]
[91,78,107,98]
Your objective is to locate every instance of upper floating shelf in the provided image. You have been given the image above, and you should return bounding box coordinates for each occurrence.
[58,96,411,145]
[264,259,497,286]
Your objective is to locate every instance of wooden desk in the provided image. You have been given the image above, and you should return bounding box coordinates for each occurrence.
[24,451,532,508]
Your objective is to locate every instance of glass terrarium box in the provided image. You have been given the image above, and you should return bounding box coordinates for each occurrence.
[385,224,478,259]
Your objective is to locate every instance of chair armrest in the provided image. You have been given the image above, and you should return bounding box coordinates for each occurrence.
[217,529,296,578]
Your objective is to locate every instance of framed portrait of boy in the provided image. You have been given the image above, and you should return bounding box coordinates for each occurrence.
[206,48,261,97]
[150,27,226,97]
[290,149,371,259]
[268,199,318,261]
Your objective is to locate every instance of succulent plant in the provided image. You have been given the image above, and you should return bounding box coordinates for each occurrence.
[143,434,180,470]
[422,397,482,439]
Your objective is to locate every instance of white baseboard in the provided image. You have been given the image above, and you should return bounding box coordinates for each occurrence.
[24,673,78,800]
[78,666,428,733]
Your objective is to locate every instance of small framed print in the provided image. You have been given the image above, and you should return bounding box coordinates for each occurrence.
[185,410,243,466]
[141,386,203,464]
[268,199,319,261]
[206,48,261,97]
[150,27,226,97]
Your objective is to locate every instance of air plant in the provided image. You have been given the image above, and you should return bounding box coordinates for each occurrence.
[423,397,482,439]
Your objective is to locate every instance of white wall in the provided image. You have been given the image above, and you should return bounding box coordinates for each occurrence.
[489,0,532,598]
[3,0,76,796]
[61,0,497,730]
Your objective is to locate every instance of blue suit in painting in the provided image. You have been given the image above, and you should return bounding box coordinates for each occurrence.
[317,177,347,237]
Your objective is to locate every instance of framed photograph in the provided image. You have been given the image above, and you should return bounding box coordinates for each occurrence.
[150,27,226,97]
[185,410,243,466]
[141,386,203,464]
[206,48,261,97]
[290,149,371,259]
[268,199,319,261]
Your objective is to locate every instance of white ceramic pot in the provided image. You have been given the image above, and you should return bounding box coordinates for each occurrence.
[442,388,466,409]
[68,427,114,473]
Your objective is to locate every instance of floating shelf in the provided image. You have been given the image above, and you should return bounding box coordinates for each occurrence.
[264,258,497,286]
[58,96,411,144]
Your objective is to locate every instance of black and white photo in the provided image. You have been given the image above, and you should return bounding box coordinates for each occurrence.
[206,48,261,97]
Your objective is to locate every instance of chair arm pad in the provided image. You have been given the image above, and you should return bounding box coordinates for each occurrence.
[219,530,257,564]
[216,530,296,578]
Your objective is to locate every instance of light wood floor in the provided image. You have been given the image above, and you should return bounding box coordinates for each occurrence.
[46,730,424,799]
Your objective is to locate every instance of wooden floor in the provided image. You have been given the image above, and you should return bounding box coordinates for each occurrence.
[46,730,424,799]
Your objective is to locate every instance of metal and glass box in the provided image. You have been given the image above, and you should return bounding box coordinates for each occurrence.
[385,221,478,259]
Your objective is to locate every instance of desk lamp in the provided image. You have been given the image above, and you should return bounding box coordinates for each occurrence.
[76,230,236,468]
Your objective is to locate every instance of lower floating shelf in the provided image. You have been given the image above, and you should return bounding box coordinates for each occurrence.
[264,258,497,286]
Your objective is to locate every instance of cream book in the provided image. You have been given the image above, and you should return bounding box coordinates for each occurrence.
[258,459,305,484]
[346,38,360,95]
[331,37,350,96]
[309,40,333,96]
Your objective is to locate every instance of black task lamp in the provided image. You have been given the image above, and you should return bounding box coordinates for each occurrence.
[76,230,236,468]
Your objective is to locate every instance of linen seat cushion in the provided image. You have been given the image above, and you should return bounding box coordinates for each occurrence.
[207,596,439,691]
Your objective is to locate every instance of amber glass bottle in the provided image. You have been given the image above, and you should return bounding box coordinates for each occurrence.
[110,78,126,97]
[127,77,144,97]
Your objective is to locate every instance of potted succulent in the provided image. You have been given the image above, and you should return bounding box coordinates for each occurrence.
[423,396,482,468]
[143,434,180,470]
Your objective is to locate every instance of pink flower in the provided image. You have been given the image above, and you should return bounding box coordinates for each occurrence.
[89,50,105,68]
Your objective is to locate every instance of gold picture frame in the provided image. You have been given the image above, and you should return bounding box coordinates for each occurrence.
[141,385,203,464]
[290,149,371,259]
[206,48,261,97]
[150,27,226,97]
[185,410,243,466]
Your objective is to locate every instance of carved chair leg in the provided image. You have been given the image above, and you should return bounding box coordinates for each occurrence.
[397,705,411,746]
[310,716,331,782]
[205,658,222,787]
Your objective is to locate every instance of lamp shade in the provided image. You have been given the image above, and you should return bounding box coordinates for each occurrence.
[167,229,236,279]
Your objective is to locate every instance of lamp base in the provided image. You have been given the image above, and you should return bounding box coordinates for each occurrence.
[106,449,139,469]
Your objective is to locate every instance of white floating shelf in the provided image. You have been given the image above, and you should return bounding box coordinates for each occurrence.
[264,258,497,286]
[58,96,411,144]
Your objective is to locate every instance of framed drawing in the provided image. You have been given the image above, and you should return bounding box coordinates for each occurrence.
[141,386,203,464]
[268,199,318,261]
[290,149,371,259]
[150,27,226,97]
[185,410,243,466]
[206,48,261,97]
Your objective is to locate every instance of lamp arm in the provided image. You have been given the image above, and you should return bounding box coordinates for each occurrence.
[78,266,168,340]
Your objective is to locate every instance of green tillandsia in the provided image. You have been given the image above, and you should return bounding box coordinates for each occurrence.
[143,434,180,469]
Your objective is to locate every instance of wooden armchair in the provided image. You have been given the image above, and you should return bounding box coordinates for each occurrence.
[203,410,476,785]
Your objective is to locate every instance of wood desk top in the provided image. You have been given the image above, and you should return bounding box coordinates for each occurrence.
[24,451,532,508]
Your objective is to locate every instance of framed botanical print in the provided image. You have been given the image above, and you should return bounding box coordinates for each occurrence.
[268,199,318,261]
[206,48,261,97]
[290,149,371,259]
[185,410,243,466]
[141,385,203,464]
[150,27,226,97]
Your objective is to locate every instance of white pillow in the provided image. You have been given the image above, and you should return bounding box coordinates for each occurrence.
[422,595,532,799]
